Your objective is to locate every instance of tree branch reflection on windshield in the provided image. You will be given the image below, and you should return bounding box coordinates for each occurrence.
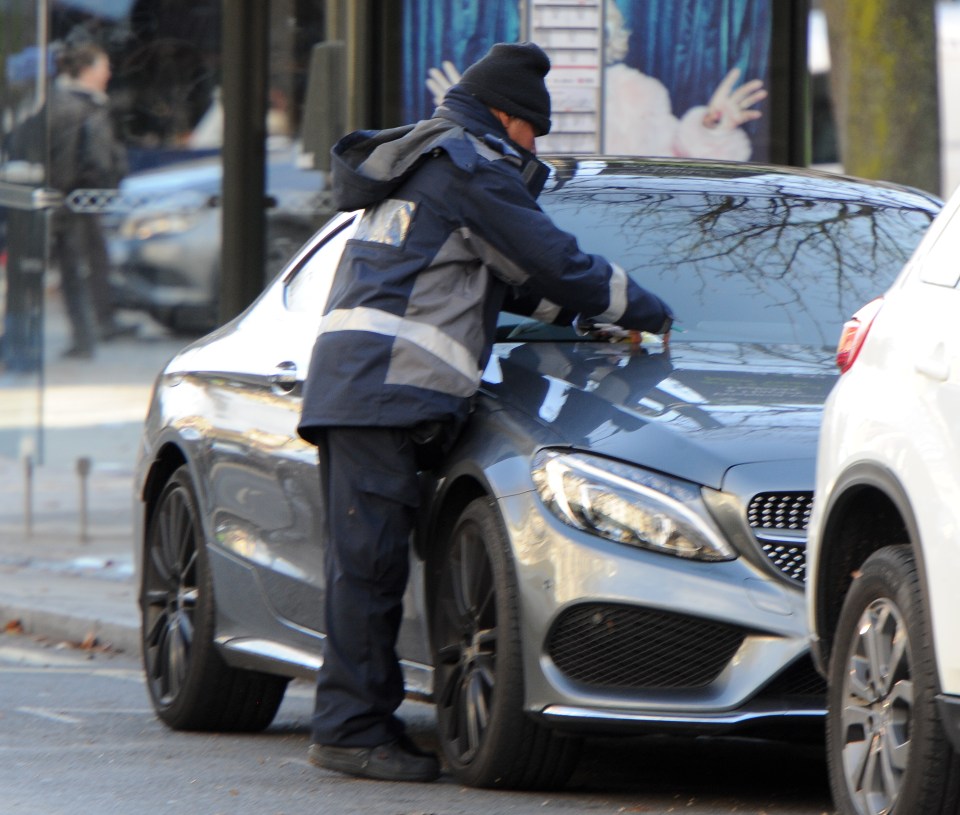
[540,178,935,349]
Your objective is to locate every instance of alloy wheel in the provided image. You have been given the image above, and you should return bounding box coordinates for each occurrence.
[433,516,498,764]
[142,482,200,707]
[839,596,912,815]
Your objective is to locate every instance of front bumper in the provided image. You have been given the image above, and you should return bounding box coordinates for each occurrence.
[498,490,823,733]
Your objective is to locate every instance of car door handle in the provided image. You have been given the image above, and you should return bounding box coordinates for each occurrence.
[270,360,299,393]
[916,344,950,382]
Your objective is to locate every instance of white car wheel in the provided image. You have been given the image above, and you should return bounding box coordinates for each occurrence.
[827,545,960,814]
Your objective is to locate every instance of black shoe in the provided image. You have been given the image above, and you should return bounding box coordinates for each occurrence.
[99,321,138,341]
[62,345,95,359]
[308,738,440,782]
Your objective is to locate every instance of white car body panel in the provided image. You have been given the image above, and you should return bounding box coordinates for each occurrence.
[808,188,960,694]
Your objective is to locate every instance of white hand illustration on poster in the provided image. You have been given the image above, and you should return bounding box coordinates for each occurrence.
[602,1,766,159]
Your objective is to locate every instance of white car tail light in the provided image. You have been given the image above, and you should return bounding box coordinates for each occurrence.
[836,297,884,373]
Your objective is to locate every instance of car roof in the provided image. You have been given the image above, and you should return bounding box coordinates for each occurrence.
[541,156,943,212]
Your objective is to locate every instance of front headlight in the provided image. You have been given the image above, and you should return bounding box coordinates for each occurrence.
[118,190,210,240]
[120,210,200,240]
[531,449,736,562]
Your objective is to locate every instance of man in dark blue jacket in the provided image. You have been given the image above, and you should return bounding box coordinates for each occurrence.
[298,41,673,783]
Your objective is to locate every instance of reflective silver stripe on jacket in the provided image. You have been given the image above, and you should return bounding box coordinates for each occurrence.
[320,307,481,396]
[355,199,417,247]
[594,262,629,323]
[530,299,561,323]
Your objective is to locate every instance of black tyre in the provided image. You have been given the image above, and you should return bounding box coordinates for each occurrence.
[827,545,960,814]
[141,466,288,731]
[430,497,582,789]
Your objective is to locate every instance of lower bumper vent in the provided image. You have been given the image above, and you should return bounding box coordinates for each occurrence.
[547,603,746,690]
[756,654,826,699]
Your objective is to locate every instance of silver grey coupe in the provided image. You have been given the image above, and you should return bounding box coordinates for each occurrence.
[133,157,940,789]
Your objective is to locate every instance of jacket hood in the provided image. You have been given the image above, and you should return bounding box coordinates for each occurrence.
[330,121,445,211]
[329,91,530,211]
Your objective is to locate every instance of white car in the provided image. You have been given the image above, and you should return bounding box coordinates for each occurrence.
[807,184,960,815]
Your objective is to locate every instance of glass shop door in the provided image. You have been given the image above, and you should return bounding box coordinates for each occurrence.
[1,0,54,537]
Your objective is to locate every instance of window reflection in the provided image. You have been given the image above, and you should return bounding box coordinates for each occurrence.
[0,1,330,546]
[543,178,936,347]
[285,216,355,315]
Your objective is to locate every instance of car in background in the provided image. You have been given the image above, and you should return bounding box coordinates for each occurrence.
[106,141,330,333]
[807,184,960,815]
[133,157,940,789]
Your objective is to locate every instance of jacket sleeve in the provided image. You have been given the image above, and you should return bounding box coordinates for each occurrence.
[460,160,673,333]
[501,286,577,325]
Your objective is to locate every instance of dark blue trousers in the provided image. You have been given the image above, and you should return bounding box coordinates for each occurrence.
[312,426,421,748]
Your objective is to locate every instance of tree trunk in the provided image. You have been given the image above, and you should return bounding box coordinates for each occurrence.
[822,0,941,195]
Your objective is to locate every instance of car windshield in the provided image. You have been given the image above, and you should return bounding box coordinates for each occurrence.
[500,178,937,347]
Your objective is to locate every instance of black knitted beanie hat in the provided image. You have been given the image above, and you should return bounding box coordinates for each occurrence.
[458,42,552,136]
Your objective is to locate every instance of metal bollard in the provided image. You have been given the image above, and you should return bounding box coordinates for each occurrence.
[76,456,92,543]
[23,455,33,539]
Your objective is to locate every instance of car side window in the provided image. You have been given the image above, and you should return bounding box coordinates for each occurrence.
[284,215,357,313]
[919,205,960,288]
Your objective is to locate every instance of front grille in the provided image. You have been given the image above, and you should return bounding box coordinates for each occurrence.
[759,540,807,583]
[747,492,813,585]
[748,492,813,531]
[547,603,746,690]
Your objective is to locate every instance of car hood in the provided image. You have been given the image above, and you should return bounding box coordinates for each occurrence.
[481,340,837,490]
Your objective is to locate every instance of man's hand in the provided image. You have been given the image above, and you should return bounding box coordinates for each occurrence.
[575,314,673,347]
[426,61,462,106]
[574,316,641,345]
[702,67,767,130]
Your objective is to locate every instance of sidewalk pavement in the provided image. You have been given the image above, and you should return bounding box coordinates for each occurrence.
[0,459,140,654]
[0,304,186,657]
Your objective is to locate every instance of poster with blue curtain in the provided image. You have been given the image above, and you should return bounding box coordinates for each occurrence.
[612,0,770,160]
[402,0,520,127]
[402,0,771,162]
